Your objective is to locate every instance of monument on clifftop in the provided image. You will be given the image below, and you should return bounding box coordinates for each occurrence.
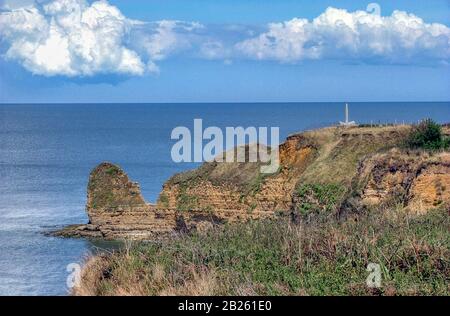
[339,103,356,127]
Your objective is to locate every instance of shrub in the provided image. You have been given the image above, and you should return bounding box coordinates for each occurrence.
[407,119,449,150]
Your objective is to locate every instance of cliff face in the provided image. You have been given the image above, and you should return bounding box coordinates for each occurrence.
[355,150,450,213]
[158,134,317,213]
[57,162,274,239]
[55,125,450,240]
[160,126,418,218]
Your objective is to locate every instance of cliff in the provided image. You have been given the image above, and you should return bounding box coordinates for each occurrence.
[55,162,274,240]
[54,125,450,240]
[354,149,450,213]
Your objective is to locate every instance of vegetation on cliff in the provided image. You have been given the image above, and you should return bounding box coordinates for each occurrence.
[87,162,146,211]
[406,119,450,150]
[74,206,449,296]
[158,126,412,215]
[61,124,450,295]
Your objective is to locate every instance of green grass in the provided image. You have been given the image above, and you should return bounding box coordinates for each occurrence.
[105,166,120,176]
[295,183,346,216]
[176,185,200,211]
[158,193,169,208]
[79,207,449,296]
[298,127,408,187]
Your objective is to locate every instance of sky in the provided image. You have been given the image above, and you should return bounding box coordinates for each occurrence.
[0,0,449,103]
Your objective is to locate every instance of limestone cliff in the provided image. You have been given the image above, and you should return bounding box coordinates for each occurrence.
[54,125,450,240]
[55,162,273,240]
[158,134,317,213]
[354,149,450,213]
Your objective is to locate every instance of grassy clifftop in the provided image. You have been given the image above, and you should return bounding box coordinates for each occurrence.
[157,126,412,213]
[71,124,450,295]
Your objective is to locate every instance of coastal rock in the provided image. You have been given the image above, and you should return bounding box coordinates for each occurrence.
[59,162,274,239]
[86,163,146,221]
[355,150,450,213]
[51,224,103,238]
[55,125,449,240]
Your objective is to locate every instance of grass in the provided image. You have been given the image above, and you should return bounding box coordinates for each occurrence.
[75,207,449,296]
[158,193,169,208]
[295,183,346,216]
[105,166,120,176]
[297,126,409,187]
[176,185,200,211]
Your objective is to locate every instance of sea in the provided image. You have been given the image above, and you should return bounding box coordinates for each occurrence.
[0,102,448,295]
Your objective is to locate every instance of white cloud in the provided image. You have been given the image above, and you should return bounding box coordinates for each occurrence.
[0,0,207,77]
[1,3,449,78]
[0,0,152,76]
[135,20,204,61]
[235,7,450,64]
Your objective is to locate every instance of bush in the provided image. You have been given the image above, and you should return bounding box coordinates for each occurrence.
[407,119,449,150]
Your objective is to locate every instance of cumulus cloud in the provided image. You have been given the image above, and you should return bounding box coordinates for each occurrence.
[1,3,449,78]
[0,0,153,76]
[0,0,209,77]
[235,7,450,64]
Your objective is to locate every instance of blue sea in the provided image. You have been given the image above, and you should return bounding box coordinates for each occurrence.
[0,102,449,295]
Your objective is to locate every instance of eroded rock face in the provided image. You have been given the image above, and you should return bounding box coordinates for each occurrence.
[59,162,274,240]
[158,134,318,213]
[55,126,449,240]
[408,161,450,213]
[86,163,146,221]
[356,150,450,213]
[160,126,413,219]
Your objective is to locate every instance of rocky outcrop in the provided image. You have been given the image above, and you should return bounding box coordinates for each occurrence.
[54,125,450,240]
[86,162,146,215]
[354,150,450,213]
[55,162,274,239]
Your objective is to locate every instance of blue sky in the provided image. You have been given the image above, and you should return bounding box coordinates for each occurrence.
[0,0,449,103]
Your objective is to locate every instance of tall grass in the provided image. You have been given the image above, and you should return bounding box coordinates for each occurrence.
[75,207,449,296]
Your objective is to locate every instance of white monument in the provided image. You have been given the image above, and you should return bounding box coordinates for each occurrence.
[339,103,356,127]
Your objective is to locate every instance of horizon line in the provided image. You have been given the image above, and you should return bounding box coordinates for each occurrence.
[1,101,450,105]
